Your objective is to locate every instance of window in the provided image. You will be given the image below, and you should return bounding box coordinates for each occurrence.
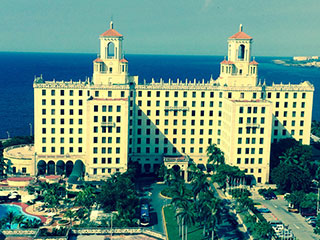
[253,93,256,99]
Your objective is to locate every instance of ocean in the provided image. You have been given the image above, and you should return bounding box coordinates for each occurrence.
[0,52,319,139]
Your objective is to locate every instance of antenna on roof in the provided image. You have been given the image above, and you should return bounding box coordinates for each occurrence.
[110,15,114,29]
[239,24,243,32]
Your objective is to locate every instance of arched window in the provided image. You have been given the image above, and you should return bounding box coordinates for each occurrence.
[107,42,115,58]
[238,44,245,60]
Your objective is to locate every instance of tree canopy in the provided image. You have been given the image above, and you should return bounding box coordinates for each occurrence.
[97,172,139,227]
[271,162,312,193]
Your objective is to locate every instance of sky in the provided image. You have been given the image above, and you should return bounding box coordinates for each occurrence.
[0,0,319,56]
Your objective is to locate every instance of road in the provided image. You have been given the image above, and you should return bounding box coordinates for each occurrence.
[137,178,247,239]
[254,196,318,240]
[137,178,168,234]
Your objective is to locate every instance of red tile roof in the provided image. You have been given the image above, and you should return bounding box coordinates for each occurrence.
[250,60,259,65]
[100,28,123,37]
[229,31,252,39]
[220,60,234,65]
[7,177,33,182]
[120,58,128,63]
[45,175,61,179]
[93,58,103,63]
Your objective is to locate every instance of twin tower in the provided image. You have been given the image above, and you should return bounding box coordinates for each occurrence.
[93,22,258,87]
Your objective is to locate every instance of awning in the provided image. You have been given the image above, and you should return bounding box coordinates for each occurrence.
[68,160,85,184]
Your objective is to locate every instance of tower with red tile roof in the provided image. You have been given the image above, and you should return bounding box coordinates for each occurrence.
[93,21,130,85]
[218,24,258,87]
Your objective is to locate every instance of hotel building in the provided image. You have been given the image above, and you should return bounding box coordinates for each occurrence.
[8,22,313,184]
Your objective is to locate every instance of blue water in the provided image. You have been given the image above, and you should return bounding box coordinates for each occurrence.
[0,204,41,229]
[0,52,319,139]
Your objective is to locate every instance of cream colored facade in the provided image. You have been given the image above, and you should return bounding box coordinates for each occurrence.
[29,23,314,184]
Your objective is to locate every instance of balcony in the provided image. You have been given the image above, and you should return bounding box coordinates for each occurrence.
[163,155,189,163]
[246,123,260,128]
[164,106,189,111]
[101,122,115,127]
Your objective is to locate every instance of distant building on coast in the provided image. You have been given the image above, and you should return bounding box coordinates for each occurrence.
[293,56,319,61]
[5,23,314,184]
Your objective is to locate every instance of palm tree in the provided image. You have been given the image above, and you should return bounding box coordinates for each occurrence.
[5,211,15,229]
[207,144,225,168]
[188,162,202,182]
[279,149,299,165]
[165,167,185,186]
[196,191,216,236]
[22,219,42,228]
[75,185,96,211]
[171,183,189,237]
[63,209,75,225]
[176,201,196,240]
[0,218,7,229]
[191,172,210,200]
[14,214,26,229]
[207,198,221,240]
[74,207,89,225]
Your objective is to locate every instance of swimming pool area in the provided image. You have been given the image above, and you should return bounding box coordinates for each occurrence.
[0,204,41,229]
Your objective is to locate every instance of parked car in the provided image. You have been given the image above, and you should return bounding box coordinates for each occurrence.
[257,208,271,213]
[288,207,299,213]
[263,194,272,200]
[310,221,317,227]
[305,216,316,222]
[301,207,317,217]
[270,192,277,199]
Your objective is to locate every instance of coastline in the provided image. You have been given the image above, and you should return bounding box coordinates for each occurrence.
[273,59,320,68]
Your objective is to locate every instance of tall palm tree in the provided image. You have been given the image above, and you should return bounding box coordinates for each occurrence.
[191,172,210,200]
[176,201,196,240]
[5,211,15,229]
[171,182,189,237]
[207,144,225,168]
[207,198,221,240]
[188,162,202,182]
[196,191,216,236]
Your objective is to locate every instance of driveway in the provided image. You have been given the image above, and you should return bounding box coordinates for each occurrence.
[137,178,168,234]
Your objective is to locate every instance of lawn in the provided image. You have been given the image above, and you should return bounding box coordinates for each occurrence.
[163,205,205,240]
